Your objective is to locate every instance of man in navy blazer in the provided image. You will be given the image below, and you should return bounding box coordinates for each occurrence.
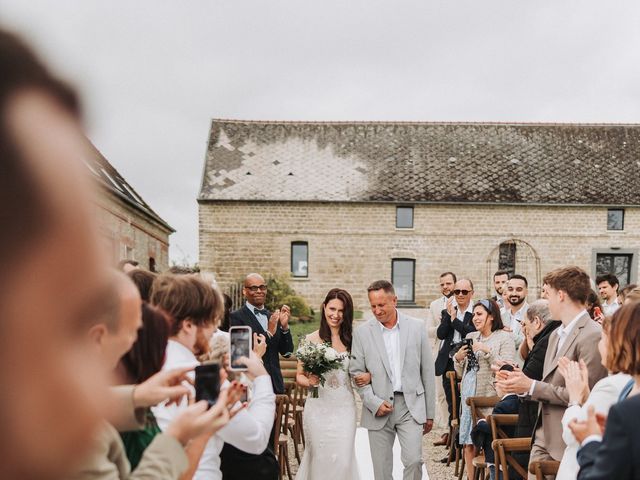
[435,278,476,427]
[229,273,294,395]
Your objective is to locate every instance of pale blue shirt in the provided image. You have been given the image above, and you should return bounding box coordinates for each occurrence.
[247,301,268,331]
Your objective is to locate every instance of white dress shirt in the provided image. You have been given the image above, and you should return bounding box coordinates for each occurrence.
[602,299,620,317]
[380,313,403,392]
[527,310,586,396]
[153,339,275,480]
[555,310,585,355]
[247,301,268,331]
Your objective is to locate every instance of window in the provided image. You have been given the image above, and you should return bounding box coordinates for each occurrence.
[392,259,415,303]
[498,241,516,276]
[596,253,633,287]
[607,209,624,231]
[149,257,156,273]
[396,206,414,228]
[291,242,308,277]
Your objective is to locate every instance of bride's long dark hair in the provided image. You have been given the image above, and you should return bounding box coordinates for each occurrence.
[319,288,354,350]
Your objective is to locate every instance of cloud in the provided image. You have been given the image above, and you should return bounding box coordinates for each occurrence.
[2,0,639,263]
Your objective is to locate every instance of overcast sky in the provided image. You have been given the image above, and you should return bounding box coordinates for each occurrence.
[2,1,640,264]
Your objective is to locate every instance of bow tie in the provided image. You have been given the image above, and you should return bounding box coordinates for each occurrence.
[254,308,269,317]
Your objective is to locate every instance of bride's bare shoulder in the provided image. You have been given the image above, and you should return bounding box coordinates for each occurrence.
[306,330,322,344]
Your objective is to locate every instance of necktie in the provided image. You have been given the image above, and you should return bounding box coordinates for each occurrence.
[254,308,269,317]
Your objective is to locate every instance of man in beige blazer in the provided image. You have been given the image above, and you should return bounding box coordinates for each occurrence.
[498,266,608,479]
[425,271,456,433]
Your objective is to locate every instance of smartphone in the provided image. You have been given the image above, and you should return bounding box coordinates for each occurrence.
[593,306,603,317]
[229,325,252,371]
[195,363,221,408]
[499,363,515,373]
[463,338,473,348]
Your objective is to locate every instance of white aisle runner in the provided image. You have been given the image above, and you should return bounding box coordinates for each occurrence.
[354,427,429,479]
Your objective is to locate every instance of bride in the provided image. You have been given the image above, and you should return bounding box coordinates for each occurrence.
[295,288,369,480]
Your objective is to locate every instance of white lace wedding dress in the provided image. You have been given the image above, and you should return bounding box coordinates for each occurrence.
[295,354,360,480]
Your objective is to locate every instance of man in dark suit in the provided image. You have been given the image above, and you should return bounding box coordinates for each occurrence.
[515,299,562,438]
[229,273,294,395]
[436,278,476,430]
[222,273,293,480]
[570,394,640,479]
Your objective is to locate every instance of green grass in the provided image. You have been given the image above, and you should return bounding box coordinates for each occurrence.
[289,310,363,349]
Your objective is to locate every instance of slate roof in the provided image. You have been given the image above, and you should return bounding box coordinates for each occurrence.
[86,142,174,232]
[199,120,640,206]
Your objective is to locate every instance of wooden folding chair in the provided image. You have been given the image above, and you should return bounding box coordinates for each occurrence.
[492,437,531,480]
[274,394,293,480]
[461,396,501,480]
[279,355,298,392]
[445,371,462,475]
[530,460,560,480]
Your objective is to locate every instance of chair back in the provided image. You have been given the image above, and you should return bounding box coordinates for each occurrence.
[280,355,298,390]
[467,395,500,424]
[274,394,290,450]
[492,437,531,480]
[489,414,519,440]
[531,460,560,480]
[446,371,460,421]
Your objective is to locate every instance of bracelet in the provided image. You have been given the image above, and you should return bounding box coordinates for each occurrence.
[281,329,290,334]
[568,400,581,408]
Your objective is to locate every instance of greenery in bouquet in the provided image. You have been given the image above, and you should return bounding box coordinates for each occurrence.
[296,337,346,397]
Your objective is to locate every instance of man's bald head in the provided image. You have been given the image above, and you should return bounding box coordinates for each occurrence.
[243,273,267,308]
[244,273,265,286]
[111,271,141,332]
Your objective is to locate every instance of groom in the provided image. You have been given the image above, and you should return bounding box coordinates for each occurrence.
[350,280,435,480]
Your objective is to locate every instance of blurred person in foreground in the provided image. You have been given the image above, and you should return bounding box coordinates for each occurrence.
[556,312,631,479]
[117,302,171,469]
[0,29,119,479]
[151,274,275,480]
[70,272,233,479]
[568,302,640,479]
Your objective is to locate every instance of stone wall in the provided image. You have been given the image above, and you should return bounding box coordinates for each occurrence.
[199,200,639,311]
[97,189,171,272]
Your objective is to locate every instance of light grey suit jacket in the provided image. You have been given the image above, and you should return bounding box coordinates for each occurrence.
[350,312,436,430]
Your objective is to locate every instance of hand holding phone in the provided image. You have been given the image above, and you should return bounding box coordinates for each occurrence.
[229,326,252,371]
[195,363,221,408]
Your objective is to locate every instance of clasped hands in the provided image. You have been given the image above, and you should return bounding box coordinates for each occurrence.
[493,361,532,394]
[267,305,291,335]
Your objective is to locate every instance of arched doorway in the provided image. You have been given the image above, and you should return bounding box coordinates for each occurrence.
[486,239,541,299]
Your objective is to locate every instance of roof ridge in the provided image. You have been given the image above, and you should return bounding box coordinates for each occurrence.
[210,118,640,127]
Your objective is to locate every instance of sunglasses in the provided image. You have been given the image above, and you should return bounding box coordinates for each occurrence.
[246,285,267,293]
[454,289,471,295]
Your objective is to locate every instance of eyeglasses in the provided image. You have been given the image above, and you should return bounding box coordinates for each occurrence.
[246,285,267,293]
[454,289,471,295]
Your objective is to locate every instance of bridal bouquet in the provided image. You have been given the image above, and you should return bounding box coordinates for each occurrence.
[296,339,345,398]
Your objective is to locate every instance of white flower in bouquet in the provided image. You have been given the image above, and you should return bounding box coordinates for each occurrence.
[324,347,338,361]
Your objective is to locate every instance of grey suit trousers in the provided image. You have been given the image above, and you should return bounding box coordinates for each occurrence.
[368,393,423,480]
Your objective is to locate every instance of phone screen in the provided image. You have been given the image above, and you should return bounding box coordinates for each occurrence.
[195,363,220,407]
[229,326,252,371]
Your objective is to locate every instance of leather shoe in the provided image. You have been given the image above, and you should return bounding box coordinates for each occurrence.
[433,433,449,446]
[439,456,449,463]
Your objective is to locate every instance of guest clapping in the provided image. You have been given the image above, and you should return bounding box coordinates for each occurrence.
[556,313,632,479]
[454,299,515,480]
[569,303,640,479]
